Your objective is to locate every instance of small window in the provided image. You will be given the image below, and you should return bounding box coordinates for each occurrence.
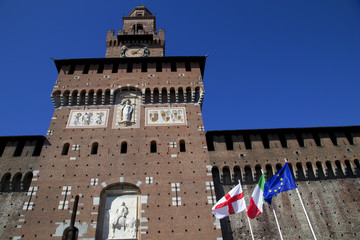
[150,141,157,153]
[91,142,99,155]
[121,142,127,154]
[62,143,70,155]
[180,140,186,152]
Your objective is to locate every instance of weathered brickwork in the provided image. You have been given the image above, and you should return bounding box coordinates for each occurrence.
[207,127,360,239]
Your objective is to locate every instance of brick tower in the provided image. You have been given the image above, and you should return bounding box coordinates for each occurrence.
[14,5,222,240]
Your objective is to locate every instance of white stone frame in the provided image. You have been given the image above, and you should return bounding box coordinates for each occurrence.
[112,92,141,129]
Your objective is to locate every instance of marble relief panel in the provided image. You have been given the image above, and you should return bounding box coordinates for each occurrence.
[66,109,109,128]
[145,107,187,126]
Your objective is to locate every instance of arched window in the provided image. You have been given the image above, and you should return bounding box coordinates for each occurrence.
[244,166,253,184]
[88,90,94,105]
[63,91,70,106]
[153,88,159,103]
[0,173,11,192]
[145,88,151,103]
[212,167,220,184]
[170,88,176,103]
[71,90,78,106]
[255,165,262,182]
[22,172,33,192]
[91,142,99,155]
[326,161,335,179]
[80,90,86,105]
[316,162,325,179]
[96,90,103,105]
[275,164,282,173]
[186,87,192,103]
[12,173,22,192]
[195,87,200,103]
[132,24,144,33]
[354,159,360,176]
[296,163,305,181]
[178,88,184,103]
[265,164,273,180]
[161,88,167,103]
[121,142,127,154]
[96,183,141,239]
[105,89,111,105]
[306,162,315,180]
[344,160,354,177]
[52,90,61,107]
[222,167,231,185]
[150,141,157,153]
[335,160,345,178]
[179,140,186,152]
[62,143,70,155]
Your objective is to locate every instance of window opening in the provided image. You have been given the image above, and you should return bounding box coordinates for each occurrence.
[179,140,186,152]
[150,141,157,153]
[121,142,127,154]
[62,143,70,155]
[91,142,99,155]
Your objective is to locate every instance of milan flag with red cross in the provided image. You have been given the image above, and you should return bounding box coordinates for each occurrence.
[212,182,246,219]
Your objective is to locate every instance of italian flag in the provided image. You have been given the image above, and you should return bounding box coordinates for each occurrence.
[247,174,266,219]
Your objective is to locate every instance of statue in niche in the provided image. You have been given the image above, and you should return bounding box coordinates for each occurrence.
[121,99,133,123]
[109,202,137,239]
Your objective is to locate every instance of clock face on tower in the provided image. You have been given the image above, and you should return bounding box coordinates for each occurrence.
[121,45,150,57]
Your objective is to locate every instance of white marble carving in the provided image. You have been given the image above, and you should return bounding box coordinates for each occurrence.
[67,110,109,128]
[103,194,138,240]
[112,93,140,129]
[145,107,187,126]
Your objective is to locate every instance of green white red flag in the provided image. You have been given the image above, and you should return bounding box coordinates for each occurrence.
[247,173,266,219]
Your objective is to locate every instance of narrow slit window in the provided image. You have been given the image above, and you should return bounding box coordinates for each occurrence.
[150,141,157,153]
[179,140,186,152]
[121,142,127,154]
[91,142,99,155]
[62,143,70,155]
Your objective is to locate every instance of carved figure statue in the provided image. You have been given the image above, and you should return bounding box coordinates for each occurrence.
[121,100,133,122]
[109,202,137,239]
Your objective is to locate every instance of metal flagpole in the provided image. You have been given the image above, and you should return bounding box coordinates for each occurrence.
[239,180,254,240]
[284,158,317,240]
[261,169,284,240]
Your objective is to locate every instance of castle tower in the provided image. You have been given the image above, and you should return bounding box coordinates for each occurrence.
[14,6,221,240]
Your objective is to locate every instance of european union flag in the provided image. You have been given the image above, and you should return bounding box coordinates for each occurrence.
[263,162,297,204]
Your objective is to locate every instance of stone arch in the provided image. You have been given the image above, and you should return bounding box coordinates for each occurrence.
[255,165,262,182]
[105,89,111,104]
[145,88,151,103]
[316,161,326,179]
[153,88,159,103]
[170,88,176,103]
[265,164,273,180]
[296,163,306,181]
[186,87,192,103]
[212,166,220,184]
[233,166,241,183]
[71,90,78,106]
[12,173,22,192]
[306,162,316,180]
[354,159,360,176]
[325,161,335,179]
[244,165,253,184]
[88,90,95,105]
[335,160,345,178]
[63,90,70,106]
[80,90,86,105]
[161,88,167,103]
[96,182,141,240]
[22,172,33,192]
[222,166,231,185]
[344,160,354,177]
[0,173,11,192]
[178,87,184,103]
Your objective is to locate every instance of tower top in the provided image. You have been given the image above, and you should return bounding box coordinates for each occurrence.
[129,5,153,17]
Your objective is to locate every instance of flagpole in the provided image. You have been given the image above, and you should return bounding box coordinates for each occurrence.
[284,158,317,240]
[261,169,284,240]
[239,180,254,240]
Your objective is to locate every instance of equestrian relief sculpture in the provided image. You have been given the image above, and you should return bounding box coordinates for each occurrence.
[108,201,137,239]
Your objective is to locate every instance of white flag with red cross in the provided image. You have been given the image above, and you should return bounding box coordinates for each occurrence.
[212,182,246,219]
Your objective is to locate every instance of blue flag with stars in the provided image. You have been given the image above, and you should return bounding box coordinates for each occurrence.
[263,162,297,204]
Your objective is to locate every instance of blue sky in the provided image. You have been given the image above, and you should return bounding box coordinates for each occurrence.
[0,0,359,136]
